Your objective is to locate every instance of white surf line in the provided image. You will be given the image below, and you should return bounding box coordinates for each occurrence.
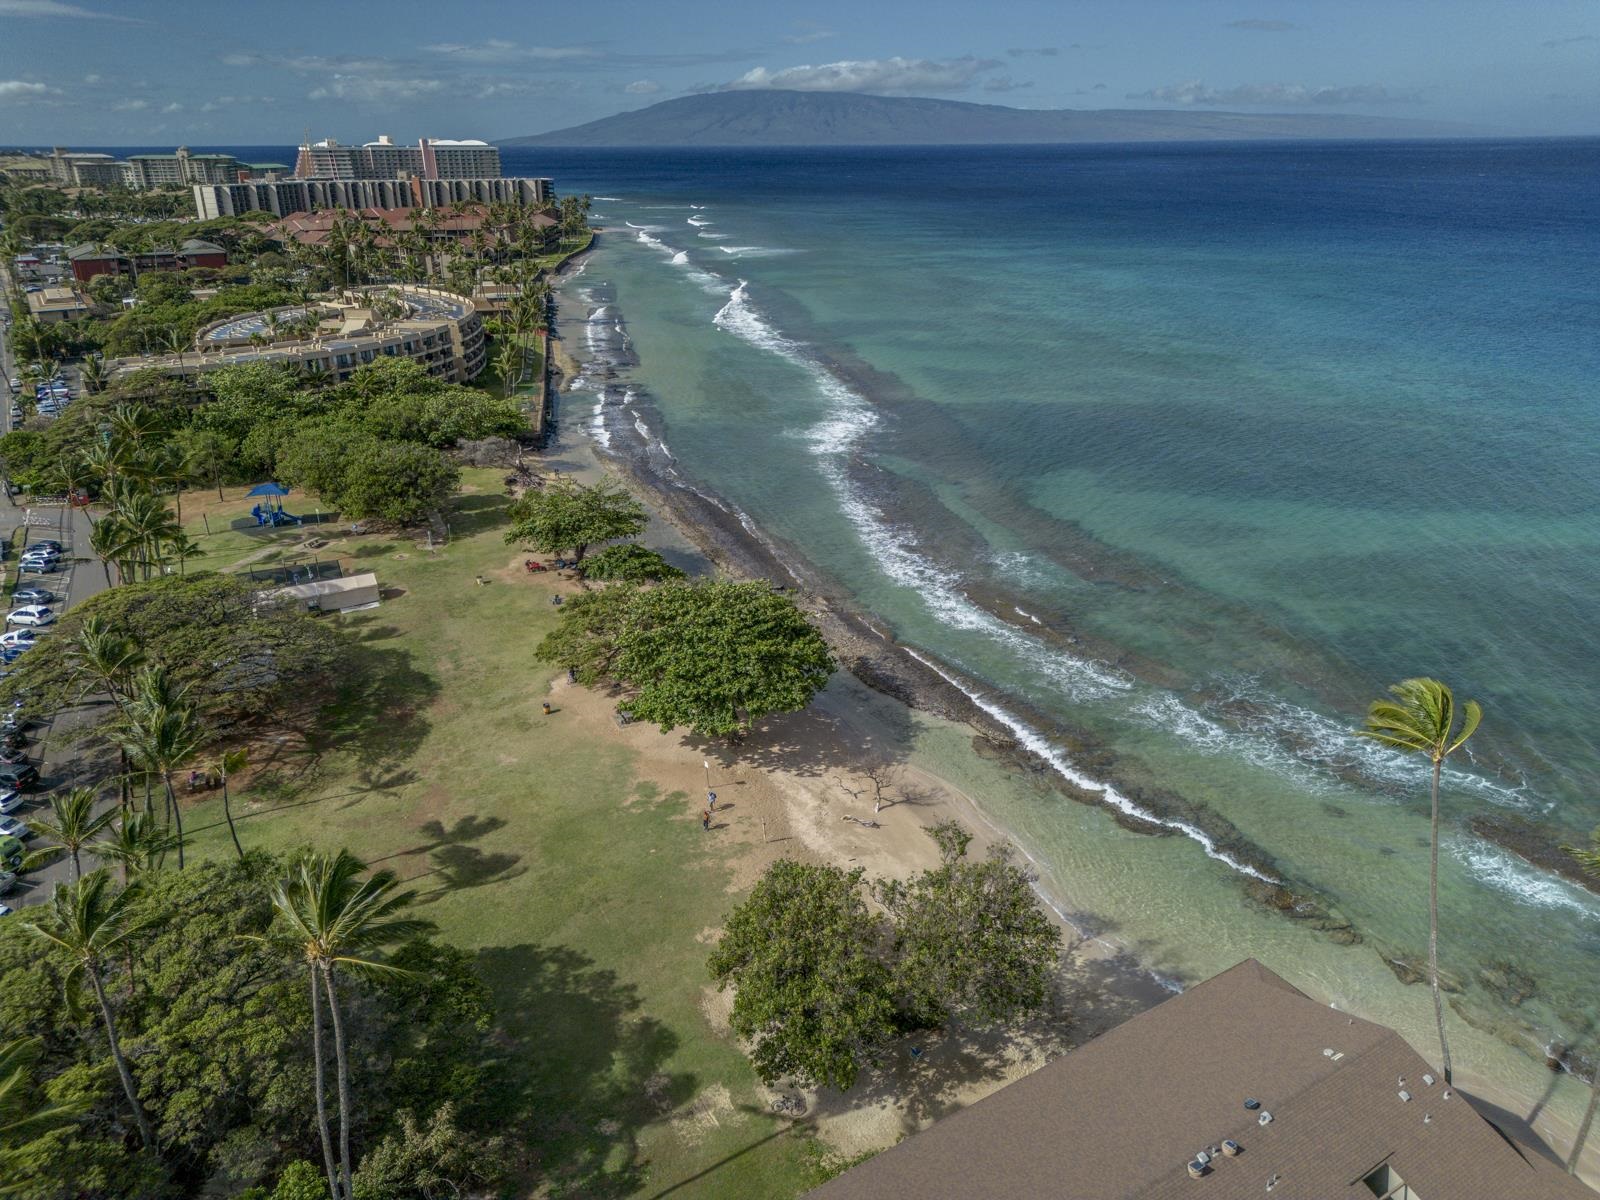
[904,647,1282,885]
[711,280,1127,704]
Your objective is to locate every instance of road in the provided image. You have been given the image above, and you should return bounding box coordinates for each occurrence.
[5,499,111,907]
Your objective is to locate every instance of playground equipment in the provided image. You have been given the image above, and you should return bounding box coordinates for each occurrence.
[246,482,301,527]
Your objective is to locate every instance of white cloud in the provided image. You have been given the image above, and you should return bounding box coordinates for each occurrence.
[1130,80,1421,106]
[83,72,101,84]
[724,56,1002,95]
[0,79,51,98]
[111,97,149,111]
[161,102,183,113]
[200,94,276,112]
[222,52,398,74]
[783,28,836,45]
[308,76,444,103]
[0,0,140,20]
[624,79,662,95]
[423,39,598,62]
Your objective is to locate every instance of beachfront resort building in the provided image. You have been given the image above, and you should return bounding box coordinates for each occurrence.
[105,286,486,387]
[293,135,502,181]
[811,960,1593,1200]
[42,146,289,190]
[192,175,551,220]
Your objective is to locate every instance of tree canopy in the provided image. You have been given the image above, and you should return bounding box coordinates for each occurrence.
[504,476,646,564]
[709,825,1061,1090]
[579,542,685,583]
[537,580,835,739]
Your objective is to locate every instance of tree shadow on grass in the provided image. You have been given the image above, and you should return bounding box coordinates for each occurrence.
[449,493,512,537]
[683,692,919,782]
[304,640,439,772]
[478,943,697,1199]
[390,815,527,899]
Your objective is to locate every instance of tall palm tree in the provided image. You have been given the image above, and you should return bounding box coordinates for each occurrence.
[93,813,181,885]
[107,490,180,580]
[1358,677,1482,1085]
[22,872,153,1150]
[215,748,248,860]
[114,669,205,868]
[248,851,429,1200]
[66,616,143,711]
[87,512,133,587]
[26,789,115,881]
[79,356,109,397]
[1565,828,1600,1172]
[0,1036,87,1147]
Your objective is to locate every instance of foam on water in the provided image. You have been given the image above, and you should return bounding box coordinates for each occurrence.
[1212,680,1535,810]
[905,648,1280,884]
[592,195,622,201]
[687,215,713,227]
[670,250,688,265]
[717,245,799,258]
[712,281,1129,703]
[1454,840,1600,919]
[698,232,731,240]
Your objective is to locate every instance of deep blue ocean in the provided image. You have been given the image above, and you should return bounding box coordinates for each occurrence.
[139,137,1600,1115]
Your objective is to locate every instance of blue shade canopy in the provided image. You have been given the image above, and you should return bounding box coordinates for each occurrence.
[246,483,291,497]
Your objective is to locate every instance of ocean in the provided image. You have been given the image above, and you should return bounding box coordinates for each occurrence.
[504,138,1600,1124]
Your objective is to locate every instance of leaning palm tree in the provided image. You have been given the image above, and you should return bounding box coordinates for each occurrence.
[215,748,248,860]
[25,789,115,881]
[0,1036,86,1147]
[87,511,134,587]
[247,852,430,1200]
[22,872,153,1149]
[66,616,144,712]
[1357,678,1482,1085]
[1565,828,1600,1172]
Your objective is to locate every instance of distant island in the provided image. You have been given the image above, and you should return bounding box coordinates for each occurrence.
[500,90,1475,148]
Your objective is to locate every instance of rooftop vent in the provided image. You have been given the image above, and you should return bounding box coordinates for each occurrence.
[1266,1172,1281,1191]
[1223,1140,1242,1157]
[1424,1113,1433,1124]
[1258,1111,1274,1126]
[1443,1089,1453,1100]
[1399,1090,1412,1102]
[1196,1150,1212,1166]
[1423,1073,1436,1086]
[1245,1098,1261,1111]
[1187,1160,1208,1180]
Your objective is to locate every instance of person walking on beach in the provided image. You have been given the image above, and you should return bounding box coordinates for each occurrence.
[701,809,712,831]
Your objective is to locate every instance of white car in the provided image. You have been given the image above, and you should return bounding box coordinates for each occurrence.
[0,871,15,893]
[0,792,21,815]
[17,552,56,566]
[5,607,54,627]
[0,818,32,840]
[0,630,38,649]
[0,904,12,918]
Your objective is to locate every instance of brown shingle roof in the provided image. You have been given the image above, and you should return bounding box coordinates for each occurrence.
[808,960,1593,1200]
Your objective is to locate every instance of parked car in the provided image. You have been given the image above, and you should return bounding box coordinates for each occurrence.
[0,817,34,840]
[17,560,57,575]
[0,630,38,650]
[0,792,20,816]
[0,905,12,919]
[5,607,54,627]
[11,588,53,605]
[0,870,16,893]
[28,541,62,553]
[0,836,21,868]
[19,549,58,565]
[0,748,28,766]
[0,765,38,790]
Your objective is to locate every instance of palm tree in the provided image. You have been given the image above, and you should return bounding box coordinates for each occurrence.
[1357,678,1482,1085]
[107,490,180,580]
[94,812,181,885]
[0,1036,86,1146]
[249,851,430,1200]
[88,511,133,587]
[22,872,153,1150]
[66,616,143,711]
[79,356,109,397]
[113,669,205,867]
[494,339,521,401]
[26,789,115,881]
[215,748,248,860]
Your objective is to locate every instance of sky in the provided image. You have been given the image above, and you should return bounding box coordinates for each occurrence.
[0,0,1597,145]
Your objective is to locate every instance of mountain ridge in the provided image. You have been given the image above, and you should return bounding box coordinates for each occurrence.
[500,90,1475,147]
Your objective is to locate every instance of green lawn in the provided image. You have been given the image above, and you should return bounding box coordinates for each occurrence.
[179,470,828,1198]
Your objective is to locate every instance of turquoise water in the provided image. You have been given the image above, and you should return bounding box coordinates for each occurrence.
[511,140,1600,1124]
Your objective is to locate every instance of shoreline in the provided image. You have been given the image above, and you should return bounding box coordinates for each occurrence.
[542,243,1600,1184]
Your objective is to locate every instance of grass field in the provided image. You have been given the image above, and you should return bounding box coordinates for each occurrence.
[176,472,831,1199]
